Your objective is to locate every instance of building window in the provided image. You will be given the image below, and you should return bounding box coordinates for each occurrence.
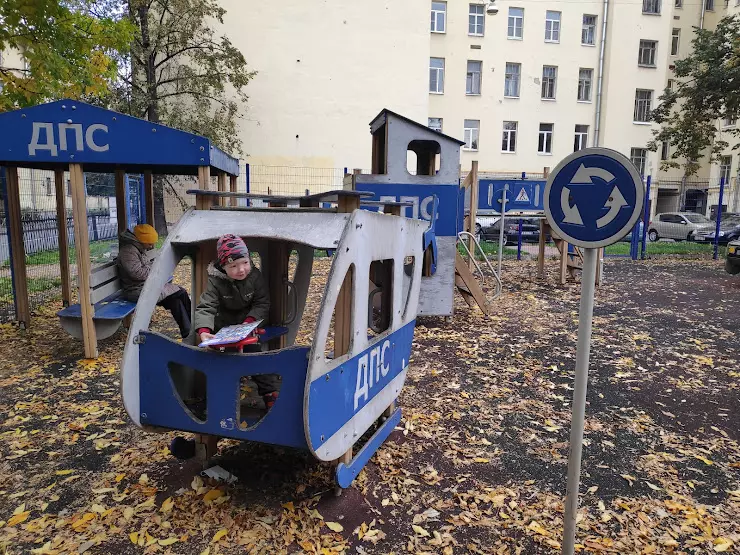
[722,117,737,127]
[541,66,557,99]
[661,141,670,160]
[508,7,524,39]
[431,2,446,33]
[630,148,648,175]
[545,11,561,43]
[705,0,714,10]
[574,125,589,151]
[469,4,485,36]
[720,156,732,183]
[675,0,682,7]
[428,118,443,132]
[578,68,593,101]
[504,62,521,97]
[429,57,445,93]
[671,29,680,56]
[466,60,482,95]
[502,121,517,152]
[638,40,658,67]
[634,89,653,122]
[464,119,480,150]
[45,177,53,196]
[538,123,554,154]
[643,0,661,14]
[582,15,597,45]
[667,79,675,91]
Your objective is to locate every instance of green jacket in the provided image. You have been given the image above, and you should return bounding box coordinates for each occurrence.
[193,262,270,333]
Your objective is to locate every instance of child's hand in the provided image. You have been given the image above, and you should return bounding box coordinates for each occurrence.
[199,332,215,343]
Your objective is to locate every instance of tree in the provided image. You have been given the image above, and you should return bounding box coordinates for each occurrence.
[648,15,740,176]
[0,0,133,111]
[112,0,255,233]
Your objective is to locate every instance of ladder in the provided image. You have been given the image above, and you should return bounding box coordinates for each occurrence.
[455,231,502,317]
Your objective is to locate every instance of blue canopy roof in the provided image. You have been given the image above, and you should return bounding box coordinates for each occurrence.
[0,100,239,176]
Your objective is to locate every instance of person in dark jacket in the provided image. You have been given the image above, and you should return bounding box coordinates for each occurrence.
[117,224,191,338]
[193,234,279,406]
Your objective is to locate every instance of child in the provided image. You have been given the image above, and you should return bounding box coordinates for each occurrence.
[193,234,279,408]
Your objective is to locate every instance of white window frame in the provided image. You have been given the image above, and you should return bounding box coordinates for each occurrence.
[720,156,732,183]
[642,0,661,14]
[429,57,445,94]
[428,117,443,132]
[705,0,714,10]
[675,0,683,7]
[502,121,518,153]
[466,60,482,95]
[504,62,521,98]
[469,4,485,36]
[578,68,593,102]
[538,123,554,154]
[638,40,658,67]
[541,66,557,100]
[431,2,446,33]
[667,79,675,91]
[630,148,648,176]
[574,125,589,151]
[661,141,670,160]
[722,117,737,128]
[582,15,597,45]
[463,119,480,151]
[508,7,524,39]
[545,11,561,43]
[671,28,680,56]
[634,89,653,122]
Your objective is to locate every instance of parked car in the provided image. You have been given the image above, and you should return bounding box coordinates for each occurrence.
[647,212,715,242]
[479,217,549,245]
[620,221,644,243]
[693,215,740,244]
[726,240,740,275]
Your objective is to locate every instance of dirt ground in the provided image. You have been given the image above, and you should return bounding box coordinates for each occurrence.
[0,257,738,554]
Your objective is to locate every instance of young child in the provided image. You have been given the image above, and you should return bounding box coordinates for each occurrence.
[193,234,279,408]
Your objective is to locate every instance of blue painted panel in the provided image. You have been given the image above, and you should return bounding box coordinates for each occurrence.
[0,100,238,174]
[57,296,135,320]
[478,180,546,213]
[139,332,309,449]
[308,320,415,451]
[355,182,461,237]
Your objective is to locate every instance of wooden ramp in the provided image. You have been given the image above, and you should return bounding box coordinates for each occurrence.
[454,252,492,316]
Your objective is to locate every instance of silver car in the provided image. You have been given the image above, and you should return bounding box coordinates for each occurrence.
[648,212,715,242]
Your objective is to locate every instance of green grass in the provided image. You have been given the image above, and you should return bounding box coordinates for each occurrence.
[605,241,726,257]
[0,276,63,302]
[460,241,519,259]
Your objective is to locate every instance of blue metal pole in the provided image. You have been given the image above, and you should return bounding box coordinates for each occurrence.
[713,177,726,260]
[517,219,523,260]
[640,175,651,260]
[629,220,639,260]
[0,168,18,319]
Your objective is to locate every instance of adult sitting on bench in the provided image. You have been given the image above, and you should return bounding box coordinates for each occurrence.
[118,224,192,339]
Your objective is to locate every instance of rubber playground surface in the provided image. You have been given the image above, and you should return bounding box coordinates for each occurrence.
[0,258,738,554]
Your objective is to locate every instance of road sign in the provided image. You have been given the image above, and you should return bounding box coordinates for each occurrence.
[478,179,545,213]
[544,148,644,248]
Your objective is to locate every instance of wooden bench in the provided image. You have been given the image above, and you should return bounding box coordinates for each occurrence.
[57,250,157,340]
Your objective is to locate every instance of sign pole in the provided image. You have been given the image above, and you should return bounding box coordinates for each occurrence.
[562,247,598,555]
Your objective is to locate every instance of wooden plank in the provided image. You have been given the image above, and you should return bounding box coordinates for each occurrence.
[384,204,401,216]
[537,219,547,279]
[334,195,359,356]
[454,273,477,309]
[69,163,98,358]
[194,166,211,304]
[217,171,227,207]
[89,262,119,288]
[115,169,127,234]
[5,167,30,327]
[54,169,73,306]
[559,239,568,286]
[468,161,479,271]
[229,175,238,208]
[454,252,490,316]
[90,279,122,305]
[144,171,154,226]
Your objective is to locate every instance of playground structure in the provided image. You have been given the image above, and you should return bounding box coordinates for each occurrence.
[0,99,239,358]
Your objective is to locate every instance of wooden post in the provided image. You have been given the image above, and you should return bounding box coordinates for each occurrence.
[559,239,568,286]
[468,161,479,270]
[229,175,238,208]
[537,219,547,280]
[143,171,154,226]
[217,171,227,207]
[115,169,127,234]
[543,167,551,179]
[5,167,30,328]
[69,163,98,358]
[54,169,72,306]
[194,166,211,303]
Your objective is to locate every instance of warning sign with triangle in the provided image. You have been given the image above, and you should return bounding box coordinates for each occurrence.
[515,187,530,203]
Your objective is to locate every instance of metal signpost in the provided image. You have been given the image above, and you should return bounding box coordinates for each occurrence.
[544,148,644,555]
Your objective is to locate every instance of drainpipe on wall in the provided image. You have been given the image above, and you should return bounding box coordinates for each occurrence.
[593,0,609,146]
[700,0,706,29]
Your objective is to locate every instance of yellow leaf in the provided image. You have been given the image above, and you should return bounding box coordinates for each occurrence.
[212,528,228,543]
[115,474,125,482]
[129,532,139,544]
[161,497,174,512]
[138,474,149,485]
[694,455,714,466]
[281,501,294,511]
[30,541,53,554]
[645,482,662,491]
[412,525,430,537]
[158,537,179,546]
[203,489,223,502]
[473,458,490,463]
[621,474,636,486]
[714,538,734,552]
[55,469,75,476]
[7,511,30,526]
[528,520,551,536]
[326,522,344,532]
[13,503,26,515]
[199,548,211,555]
[91,504,105,513]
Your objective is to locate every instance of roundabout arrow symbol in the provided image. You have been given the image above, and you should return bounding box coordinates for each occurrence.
[570,164,615,184]
[561,187,584,225]
[596,186,628,228]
